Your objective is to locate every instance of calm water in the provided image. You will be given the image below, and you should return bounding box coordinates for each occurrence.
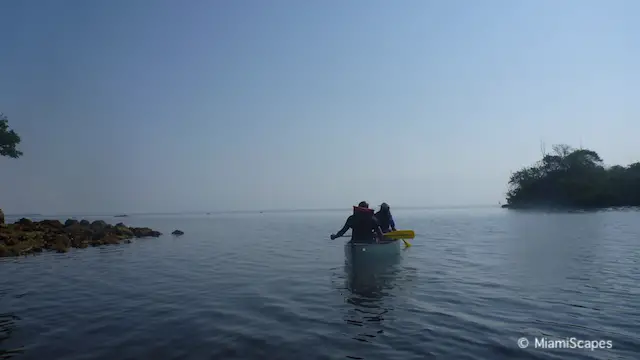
[1,208,638,360]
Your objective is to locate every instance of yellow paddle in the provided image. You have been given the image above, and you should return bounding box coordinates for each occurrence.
[333,229,415,247]
[382,230,415,247]
[382,230,415,239]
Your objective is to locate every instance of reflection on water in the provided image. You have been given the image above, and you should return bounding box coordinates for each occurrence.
[345,251,402,300]
[341,250,403,356]
[0,312,23,360]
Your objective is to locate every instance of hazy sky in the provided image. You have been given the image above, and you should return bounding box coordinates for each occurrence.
[0,0,638,214]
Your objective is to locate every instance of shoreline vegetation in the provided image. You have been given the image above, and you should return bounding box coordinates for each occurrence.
[503,144,640,210]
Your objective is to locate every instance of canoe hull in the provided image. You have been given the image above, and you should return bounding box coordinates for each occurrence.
[344,240,401,264]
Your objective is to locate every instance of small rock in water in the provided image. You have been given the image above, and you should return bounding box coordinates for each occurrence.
[171,230,184,236]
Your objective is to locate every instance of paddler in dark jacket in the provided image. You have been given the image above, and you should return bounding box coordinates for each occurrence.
[374,202,396,233]
[330,201,384,243]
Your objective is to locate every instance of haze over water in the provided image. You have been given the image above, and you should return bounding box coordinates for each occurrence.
[1,208,637,360]
[1,0,639,214]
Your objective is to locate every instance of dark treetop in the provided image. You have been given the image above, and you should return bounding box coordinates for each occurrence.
[0,113,22,159]
[505,144,640,209]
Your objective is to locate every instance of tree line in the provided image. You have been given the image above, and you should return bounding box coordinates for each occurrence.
[505,144,640,209]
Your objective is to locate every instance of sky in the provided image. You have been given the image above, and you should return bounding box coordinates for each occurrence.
[0,0,638,214]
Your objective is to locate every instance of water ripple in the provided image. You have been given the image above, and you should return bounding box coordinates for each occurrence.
[1,209,639,359]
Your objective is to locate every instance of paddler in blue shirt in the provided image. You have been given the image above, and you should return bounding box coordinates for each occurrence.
[374,202,396,233]
[330,201,384,243]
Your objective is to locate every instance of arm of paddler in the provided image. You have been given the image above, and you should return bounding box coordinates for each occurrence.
[330,216,352,240]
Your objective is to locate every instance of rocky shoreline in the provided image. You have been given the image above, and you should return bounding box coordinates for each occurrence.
[0,214,163,257]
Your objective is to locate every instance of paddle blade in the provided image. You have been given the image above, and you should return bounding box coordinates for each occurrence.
[383,230,415,239]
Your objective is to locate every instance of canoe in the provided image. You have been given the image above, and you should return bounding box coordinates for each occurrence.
[344,239,401,262]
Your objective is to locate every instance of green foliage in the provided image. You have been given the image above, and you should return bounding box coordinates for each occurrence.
[0,113,22,158]
[506,144,640,209]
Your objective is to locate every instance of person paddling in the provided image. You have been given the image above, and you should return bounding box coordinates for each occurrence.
[330,201,384,243]
[374,202,397,233]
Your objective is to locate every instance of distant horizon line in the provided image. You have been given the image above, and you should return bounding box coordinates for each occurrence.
[5,204,501,217]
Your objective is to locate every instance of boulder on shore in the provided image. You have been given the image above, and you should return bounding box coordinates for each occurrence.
[0,218,163,257]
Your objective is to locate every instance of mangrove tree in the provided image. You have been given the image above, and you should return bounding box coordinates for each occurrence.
[505,144,640,209]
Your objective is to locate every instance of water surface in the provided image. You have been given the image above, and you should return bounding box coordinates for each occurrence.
[1,208,638,359]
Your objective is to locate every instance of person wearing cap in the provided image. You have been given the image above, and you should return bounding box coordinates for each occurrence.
[330,201,384,243]
[374,202,396,233]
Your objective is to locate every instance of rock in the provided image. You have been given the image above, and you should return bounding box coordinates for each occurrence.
[0,208,4,225]
[64,219,79,227]
[55,234,71,246]
[92,230,107,241]
[114,214,128,218]
[102,235,122,245]
[55,246,68,253]
[0,217,164,257]
[171,230,184,236]
[40,219,64,230]
[53,234,71,253]
[64,223,93,241]
[0,245,9,257]
[114,225,134,238]
[17,218,32,226]
[90,220,108,231]
[131,227,162,238]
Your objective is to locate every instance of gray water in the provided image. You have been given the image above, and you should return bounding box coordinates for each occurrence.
[1,207,638,360]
